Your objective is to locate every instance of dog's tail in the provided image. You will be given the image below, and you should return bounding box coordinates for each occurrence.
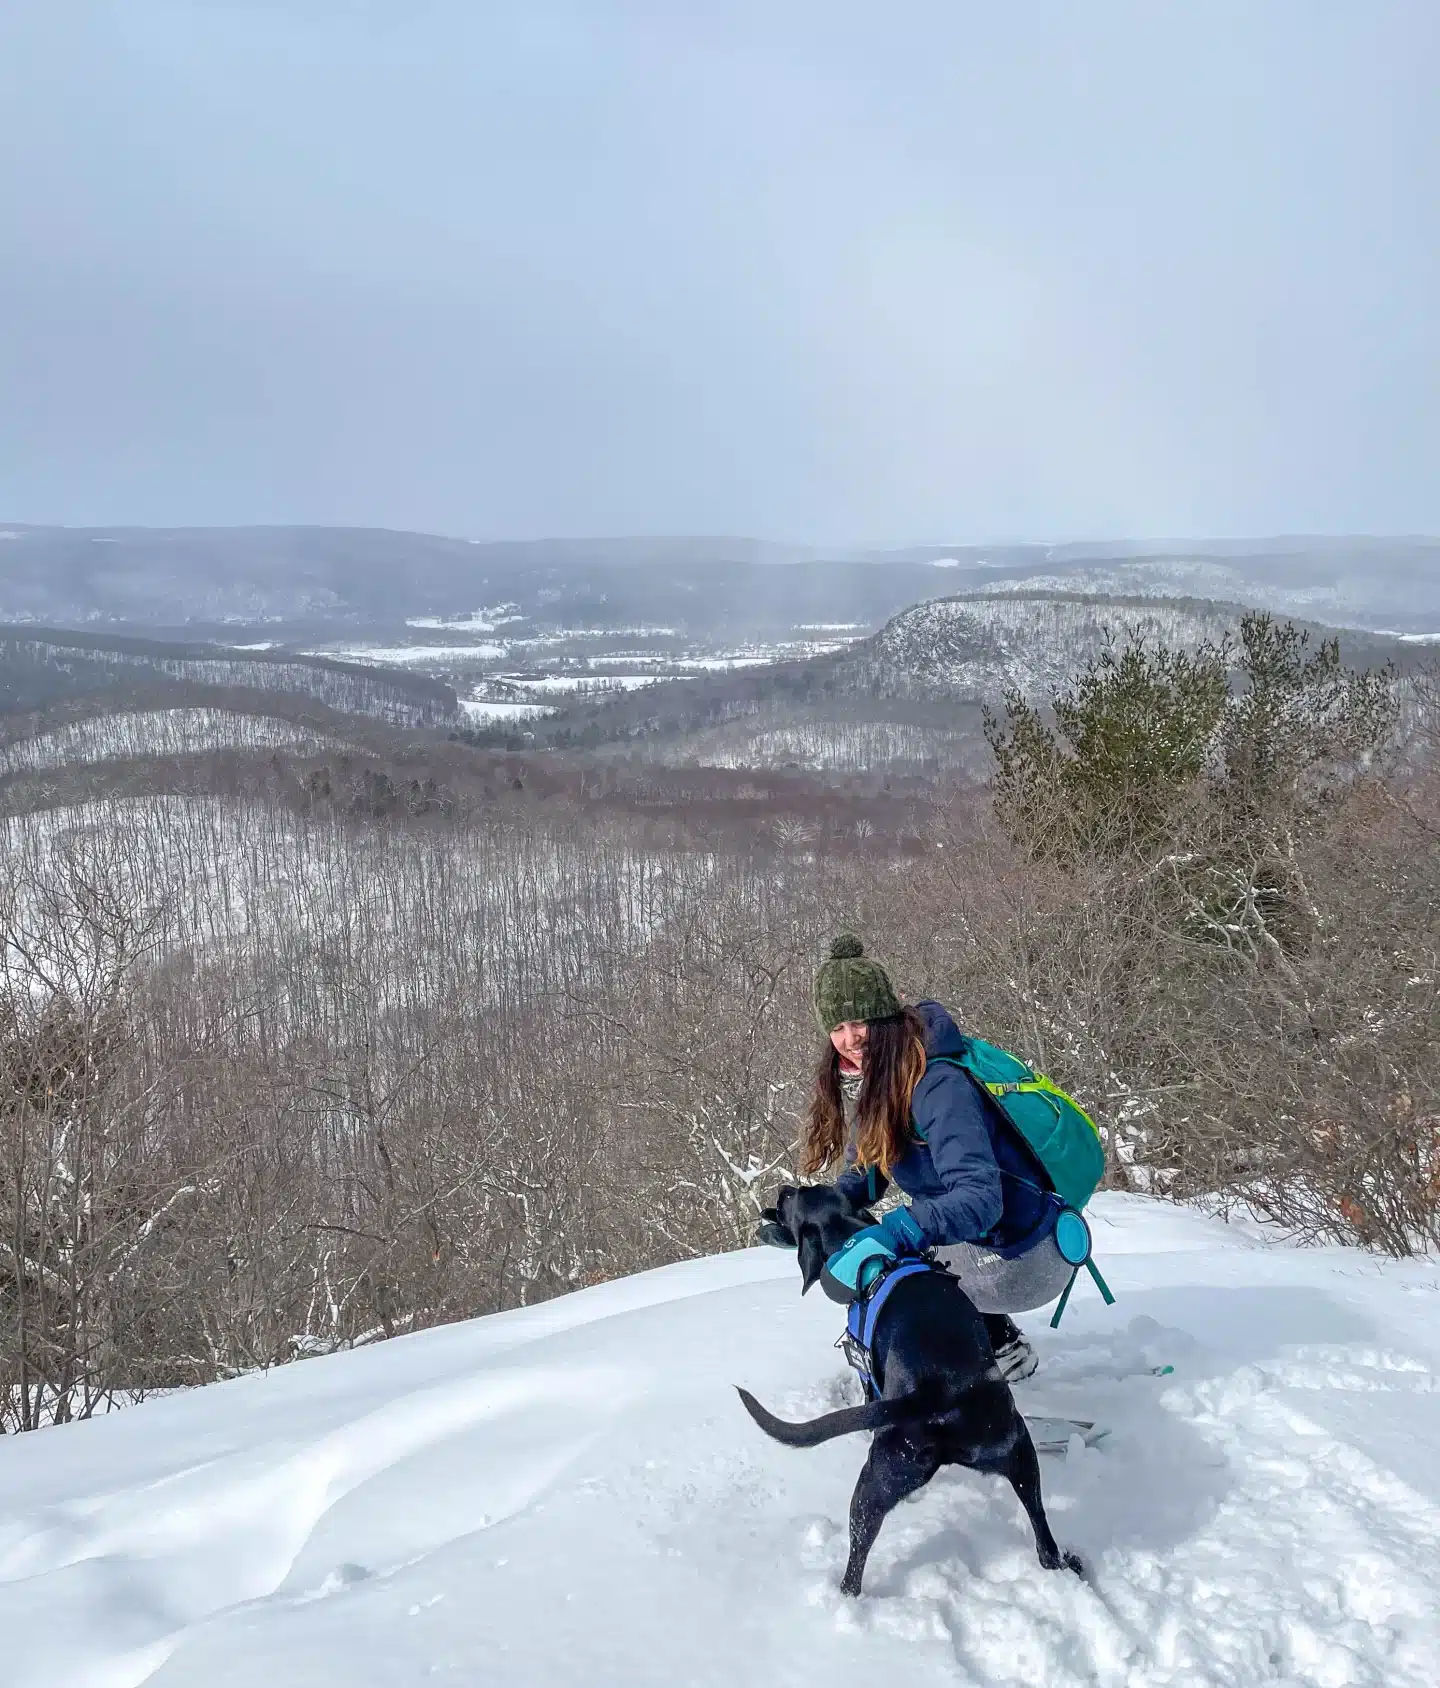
[735,1384,934,1448]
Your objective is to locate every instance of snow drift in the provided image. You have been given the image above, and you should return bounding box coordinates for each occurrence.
[2,1195,1439,1687]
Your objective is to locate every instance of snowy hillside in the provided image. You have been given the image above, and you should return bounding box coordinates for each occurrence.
[860,592,1407,703]
[0,708,345,774]
[4,1194,1438,1688]
[865,593,1247,701]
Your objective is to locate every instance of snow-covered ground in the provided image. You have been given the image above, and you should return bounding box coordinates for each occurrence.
[300,630,866,686]
[457,698,557,721]
[504,673,665,694]
[406,606,524,632]
[302,643,507,664]
[4,1195,1438,1687]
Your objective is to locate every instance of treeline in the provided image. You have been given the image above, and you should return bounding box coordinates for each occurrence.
[0,790,859,1428]
[2,613,1436,1431]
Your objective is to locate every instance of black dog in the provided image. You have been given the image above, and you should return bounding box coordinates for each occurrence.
[739,1183,1082,1596]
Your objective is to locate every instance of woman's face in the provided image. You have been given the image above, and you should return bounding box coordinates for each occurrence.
[829,1020,869,1069]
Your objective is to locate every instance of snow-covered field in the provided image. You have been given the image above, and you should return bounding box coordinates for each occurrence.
[502,673,664,693]
[300,629,867,690]
[457,698,557,721]
[406,606,524,632]
[5,1195,1437,1687]
[303,643,507,664]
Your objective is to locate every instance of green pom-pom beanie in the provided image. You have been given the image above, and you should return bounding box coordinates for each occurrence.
[812,933,901,1033]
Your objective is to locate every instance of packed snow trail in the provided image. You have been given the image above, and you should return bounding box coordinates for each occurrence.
[2,1196,1438,1688]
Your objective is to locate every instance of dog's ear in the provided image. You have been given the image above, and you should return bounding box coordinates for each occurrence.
[797,1223,828,1295]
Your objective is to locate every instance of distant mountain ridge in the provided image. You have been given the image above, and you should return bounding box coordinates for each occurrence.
[2,525,1437,636]
[0,526,952,632]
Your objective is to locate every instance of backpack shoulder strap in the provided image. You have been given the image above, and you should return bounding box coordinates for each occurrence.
[913,1050,1053,1198]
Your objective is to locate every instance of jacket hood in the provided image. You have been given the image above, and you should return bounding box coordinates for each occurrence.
[914,999,966,1058]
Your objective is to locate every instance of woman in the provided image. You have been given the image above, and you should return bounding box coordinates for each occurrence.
[802,933,1076,1382]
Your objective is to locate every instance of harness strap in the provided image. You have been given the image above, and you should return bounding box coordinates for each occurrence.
[842,1258,935,1397]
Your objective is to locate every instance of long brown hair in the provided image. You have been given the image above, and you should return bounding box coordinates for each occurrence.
[801,1006,929,1179]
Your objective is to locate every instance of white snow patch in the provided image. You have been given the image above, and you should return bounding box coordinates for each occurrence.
[458,699,556,721]
[581,653,678,667]
[524,626,679,641]
[505,674,663,694]
[406,606,524,632]
[681,654,777,669]
[303,643,506,664]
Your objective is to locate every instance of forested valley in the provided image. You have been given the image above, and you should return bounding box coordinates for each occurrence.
[2,604,1437,1431]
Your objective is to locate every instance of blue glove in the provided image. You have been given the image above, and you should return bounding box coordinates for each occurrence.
[873,1206,926,1254]
[820,1208,927,1302]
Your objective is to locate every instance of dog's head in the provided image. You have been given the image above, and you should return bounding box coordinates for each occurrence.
[757,1183,876,1294]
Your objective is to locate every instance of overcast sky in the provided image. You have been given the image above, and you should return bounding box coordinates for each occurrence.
[1,2,1435,543]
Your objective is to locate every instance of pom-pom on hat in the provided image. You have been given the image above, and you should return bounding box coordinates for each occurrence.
[812,932,901,1034]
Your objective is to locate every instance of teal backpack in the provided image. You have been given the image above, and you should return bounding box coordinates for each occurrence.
[921,1038,1114,1326]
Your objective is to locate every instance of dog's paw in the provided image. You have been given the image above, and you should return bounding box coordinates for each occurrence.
[1038,1545,1086,1576]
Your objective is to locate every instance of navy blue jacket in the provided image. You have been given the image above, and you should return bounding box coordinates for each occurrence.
[833,1001,1054,1251]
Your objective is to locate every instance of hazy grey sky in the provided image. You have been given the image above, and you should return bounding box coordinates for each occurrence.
[1,1,1435,542]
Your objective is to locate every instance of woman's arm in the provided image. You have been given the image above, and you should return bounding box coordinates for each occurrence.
[905,1064,1004,1246]
[834,1159,889,1211]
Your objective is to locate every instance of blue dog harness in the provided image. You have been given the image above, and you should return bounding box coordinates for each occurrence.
[837,1258,936,1399]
